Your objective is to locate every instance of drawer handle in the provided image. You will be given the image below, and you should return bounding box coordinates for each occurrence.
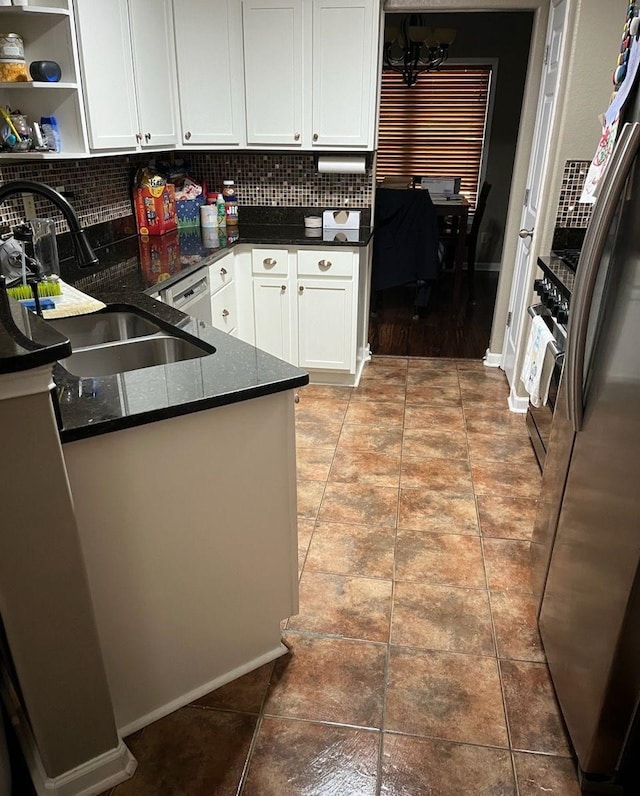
[222,309,230,318]
[185,131,192,140]
[313,133,318,141]
[281,285,287,292]
[220,267,228,275]
[318,259,332,269]
[294,132,300,141]
[299,285,304,293]
[263,257,277,267]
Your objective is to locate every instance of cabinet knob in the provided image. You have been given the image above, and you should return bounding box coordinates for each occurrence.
[519,227,534,239]
[318,259,332,269]
[135,133,142,142]
[299,285,304,293]
[185,131,192,141]
[220,267,228,275]
[313,133,318,142]
[263,257,277,267]
[281,285,287,292]
[222,309,230,318]
[145,132,151,142]
[294,132,300,141]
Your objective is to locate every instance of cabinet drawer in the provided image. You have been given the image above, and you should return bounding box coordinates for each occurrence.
[297,249,354,277]
[209,255,234,295]
[252,248,289,276]
[211,280,237,333]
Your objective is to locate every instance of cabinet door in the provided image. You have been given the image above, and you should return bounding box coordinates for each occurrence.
[243,0,304,146]
[298,278,354,371]
[253,279,293,362]
[75,0,139,149]
[312,0,377,148]
[129,0,179,147]
[173,0,245,146]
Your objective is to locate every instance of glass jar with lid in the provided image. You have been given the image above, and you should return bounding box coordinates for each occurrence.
[0,33,28,82]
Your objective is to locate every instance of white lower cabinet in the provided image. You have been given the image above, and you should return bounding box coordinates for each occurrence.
[297,277,354,371]
[236,244,370,384]
[252,278,293,362]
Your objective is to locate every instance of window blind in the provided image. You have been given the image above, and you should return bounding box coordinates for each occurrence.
[377,66,492,209]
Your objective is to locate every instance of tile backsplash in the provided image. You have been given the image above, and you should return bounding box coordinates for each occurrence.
[0,152,373,234]
[555,160,593,228]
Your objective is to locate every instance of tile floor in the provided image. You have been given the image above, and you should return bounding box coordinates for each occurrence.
[105,357,581,795]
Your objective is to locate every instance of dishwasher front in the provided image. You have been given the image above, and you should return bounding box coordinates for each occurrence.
[161,268,212,325]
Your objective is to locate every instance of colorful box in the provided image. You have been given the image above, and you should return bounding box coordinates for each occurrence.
[138,231,181,285]
[134,183,177,236]
[176,194,204,227]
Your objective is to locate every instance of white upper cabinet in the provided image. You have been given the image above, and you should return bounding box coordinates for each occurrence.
[128,0,179,147]
[75,0,178,151]
[173,0,245,146]
[242,0,379,150]
[312,0,377,148]
[242,0,304,147]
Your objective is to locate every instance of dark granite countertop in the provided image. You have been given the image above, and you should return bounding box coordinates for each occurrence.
[52,292,308,443]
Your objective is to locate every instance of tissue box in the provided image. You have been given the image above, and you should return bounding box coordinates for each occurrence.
[134,184,177,236]
[176,194,204,227]
[322,209,361,230]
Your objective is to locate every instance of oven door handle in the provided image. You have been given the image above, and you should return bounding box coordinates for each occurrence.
[527,304,563,359]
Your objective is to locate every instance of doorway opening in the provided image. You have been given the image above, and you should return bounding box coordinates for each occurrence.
[368,10,534,359]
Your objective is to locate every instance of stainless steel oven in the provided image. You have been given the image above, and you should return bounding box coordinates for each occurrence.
[525,253,575,470]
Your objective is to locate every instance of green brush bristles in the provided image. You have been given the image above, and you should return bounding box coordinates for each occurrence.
[7,280,63,301]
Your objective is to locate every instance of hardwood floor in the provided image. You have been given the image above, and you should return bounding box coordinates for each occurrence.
[368,271,499,359]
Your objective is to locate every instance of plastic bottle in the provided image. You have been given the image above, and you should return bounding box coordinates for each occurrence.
[40,115,61,152]
[222,180,238,225]
[200,204,217,228]
[216,192,226,227]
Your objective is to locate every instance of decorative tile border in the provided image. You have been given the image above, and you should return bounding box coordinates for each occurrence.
[555,160,593,228]
[0,151,373,234]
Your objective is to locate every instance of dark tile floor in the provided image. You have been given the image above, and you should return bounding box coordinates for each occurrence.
[105,357,580,795]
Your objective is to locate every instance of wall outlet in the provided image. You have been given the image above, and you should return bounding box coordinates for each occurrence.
[21,193,36,220]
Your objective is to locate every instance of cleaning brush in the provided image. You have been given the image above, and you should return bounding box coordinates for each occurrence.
[7,278,63,301]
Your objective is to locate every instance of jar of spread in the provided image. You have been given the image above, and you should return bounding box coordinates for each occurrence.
[0,33,29,82]
[222,180,238,225]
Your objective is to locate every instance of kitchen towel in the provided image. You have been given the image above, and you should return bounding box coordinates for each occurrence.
[520,315,556,407]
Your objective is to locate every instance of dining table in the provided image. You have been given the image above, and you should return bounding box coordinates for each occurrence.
[378,176,470,301]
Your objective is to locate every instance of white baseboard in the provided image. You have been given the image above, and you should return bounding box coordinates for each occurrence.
[118,642,289,738]
[483,349,502,368]
[508,391,530,413]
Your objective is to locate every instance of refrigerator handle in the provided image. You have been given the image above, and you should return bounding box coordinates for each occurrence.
[566,121,640,432]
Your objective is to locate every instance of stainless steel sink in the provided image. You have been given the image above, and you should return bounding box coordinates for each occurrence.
[47,311,163,348]
[59,334,214,377]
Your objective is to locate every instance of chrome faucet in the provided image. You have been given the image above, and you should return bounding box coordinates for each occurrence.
[0,180,98,268]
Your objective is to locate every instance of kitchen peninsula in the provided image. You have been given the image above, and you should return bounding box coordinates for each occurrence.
[0,226,310,792]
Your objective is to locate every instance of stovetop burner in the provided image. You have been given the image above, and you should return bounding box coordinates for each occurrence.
[552,248,581,272]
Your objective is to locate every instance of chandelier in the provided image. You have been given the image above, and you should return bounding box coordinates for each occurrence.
[384,16,456,87]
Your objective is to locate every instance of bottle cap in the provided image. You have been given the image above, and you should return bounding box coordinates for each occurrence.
[223,180,235,185]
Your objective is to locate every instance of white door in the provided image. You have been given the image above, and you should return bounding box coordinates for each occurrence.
[502,0,567,388]
[243,0,304,146]
[75,0,139,149]
[253,279,294,362]
[312,0,376,148]
[173,0,245,146]
[298,278,354,371]
[129,0,179,147]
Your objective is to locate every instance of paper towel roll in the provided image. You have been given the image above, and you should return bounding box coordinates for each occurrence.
[317,155,367,174]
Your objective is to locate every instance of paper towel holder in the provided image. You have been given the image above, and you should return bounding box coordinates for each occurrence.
[314,153,373,174]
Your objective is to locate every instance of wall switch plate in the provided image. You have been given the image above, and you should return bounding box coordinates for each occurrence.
[21,193,36,220]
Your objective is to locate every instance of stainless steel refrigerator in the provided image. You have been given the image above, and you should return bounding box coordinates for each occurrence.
[531,118,640,792]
